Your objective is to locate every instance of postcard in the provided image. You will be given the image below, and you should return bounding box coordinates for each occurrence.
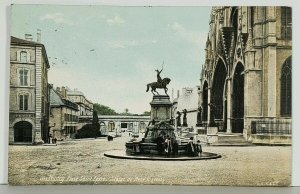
[9,5,292,186]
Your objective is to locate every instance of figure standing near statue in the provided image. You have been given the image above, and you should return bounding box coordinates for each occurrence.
[176,111,182,127]
[148,119,156,126]
[196,106,203,126]
[182,109,188,127]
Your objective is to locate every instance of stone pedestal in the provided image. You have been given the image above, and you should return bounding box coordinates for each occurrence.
[150,95,172,122]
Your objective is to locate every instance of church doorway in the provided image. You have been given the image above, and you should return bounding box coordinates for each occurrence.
[211,59,227,130]
[232,63,244,133]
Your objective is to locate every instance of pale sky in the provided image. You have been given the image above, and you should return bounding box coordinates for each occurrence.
[11,5,211,114]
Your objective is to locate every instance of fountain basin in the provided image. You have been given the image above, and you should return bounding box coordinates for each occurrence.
[104,149,221,161]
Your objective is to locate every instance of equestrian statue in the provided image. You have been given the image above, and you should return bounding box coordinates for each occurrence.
[146,63,171,95]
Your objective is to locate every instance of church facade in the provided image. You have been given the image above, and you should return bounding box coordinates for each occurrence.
[198,7,292,144]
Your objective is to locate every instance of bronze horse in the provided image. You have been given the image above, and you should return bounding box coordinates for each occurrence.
[146,77,171,95]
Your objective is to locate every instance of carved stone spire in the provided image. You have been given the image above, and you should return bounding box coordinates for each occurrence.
[246,28,254,51]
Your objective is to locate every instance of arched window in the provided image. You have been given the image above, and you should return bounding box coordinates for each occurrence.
[19,68,29,86]
[281,57,292,117]
[108,121,115,132]
[281,7,292,40]
[20,51,27,63]
[19,93,29,110]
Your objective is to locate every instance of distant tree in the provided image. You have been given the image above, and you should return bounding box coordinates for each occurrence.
[92,110,99,125]
[93,103,118,115]
[125,108,129,114]
[120,108,135,116]
[141,111,151,116]
[75,110,101,139]
[75,123,101,139]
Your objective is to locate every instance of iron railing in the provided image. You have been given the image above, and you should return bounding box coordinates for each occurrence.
[251,120,292,135]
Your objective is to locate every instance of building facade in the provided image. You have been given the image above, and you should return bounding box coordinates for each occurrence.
[49,87,79,140]
[66,88,93,116]
[198,7,292,144]
[79,115,150,136]
[173,87,200,129]
[9,35,50,144]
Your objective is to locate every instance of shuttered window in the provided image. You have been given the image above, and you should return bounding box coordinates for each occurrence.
[281,7,292,40]
[19,94,29,110]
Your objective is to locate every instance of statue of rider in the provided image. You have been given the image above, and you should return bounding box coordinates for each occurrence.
[155,68,163,87]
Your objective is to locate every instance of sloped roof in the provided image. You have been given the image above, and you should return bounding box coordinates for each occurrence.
[11,36,42,46]
[50,88,79,110]
[67,90,84,96]
[50,88,64,106]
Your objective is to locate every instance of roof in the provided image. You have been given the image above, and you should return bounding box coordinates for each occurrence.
[50,88,79,110]
[11,36,42,46]
[67,89,93,104]
[10,36,50,68]
[50,88,64,106]
[67,90,84,96]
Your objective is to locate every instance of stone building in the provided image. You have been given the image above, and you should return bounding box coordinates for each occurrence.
[198,6,292,144]
[49,87,79,140]
[173,86,200,129]
[66,88,93,116]
[79,115,150,136]
[9,34,50,144]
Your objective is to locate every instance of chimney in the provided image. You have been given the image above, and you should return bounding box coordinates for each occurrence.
[37,29,41,43]
[182,88,186,95]
[61,87,66,98]
[25,34,33,41]
[56,87,61,94]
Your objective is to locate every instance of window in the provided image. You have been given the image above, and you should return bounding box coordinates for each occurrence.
[121,123,128,128]
[19,94,29,110]
[20,51,27,63]
[281,7,292,40]
[19,68,29,86]
[41,97,44,114]
[281,57,292,117]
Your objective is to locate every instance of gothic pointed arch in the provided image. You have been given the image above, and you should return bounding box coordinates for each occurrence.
[280,56,292,117]
[211,58,227,127]
[232,62,244,133]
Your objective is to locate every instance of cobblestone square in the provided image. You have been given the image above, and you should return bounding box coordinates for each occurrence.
[8,135,291,186]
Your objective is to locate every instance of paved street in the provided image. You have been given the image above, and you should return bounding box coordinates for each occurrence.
[8,134,291,186]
